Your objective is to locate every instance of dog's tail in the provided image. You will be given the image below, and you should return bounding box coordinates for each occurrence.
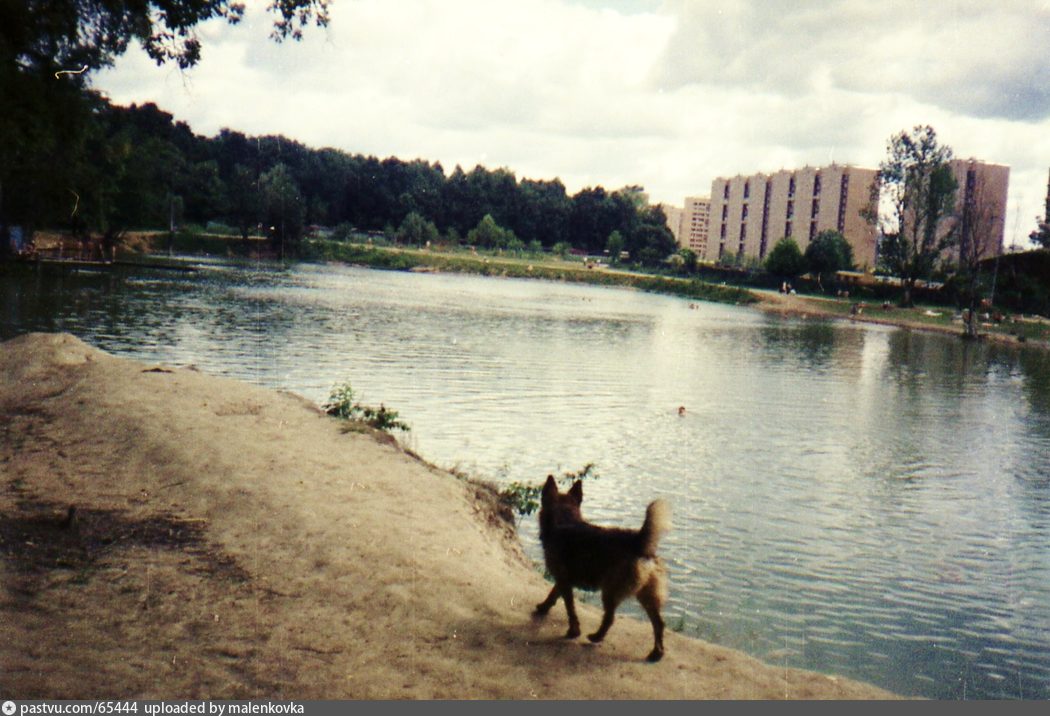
[639,499,671,556]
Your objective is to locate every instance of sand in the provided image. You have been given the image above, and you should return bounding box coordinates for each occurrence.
[0,333,899,699]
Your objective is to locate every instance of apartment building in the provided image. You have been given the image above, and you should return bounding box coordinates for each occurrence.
[682,196,710,255]
[661,203,684,245]
[949,159,1010,260]
[706,164,879,269]
[663,197,711,255]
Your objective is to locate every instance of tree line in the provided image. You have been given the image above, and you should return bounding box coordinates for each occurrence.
[1,91,677,264]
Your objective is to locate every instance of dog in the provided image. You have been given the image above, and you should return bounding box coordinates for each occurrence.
[533,475,671,662]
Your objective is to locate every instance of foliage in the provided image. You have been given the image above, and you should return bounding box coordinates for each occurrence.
[397,211,440,246]
[467,214,517,250]
[606,230,625,264]
[3,0,328,74]
[804,230,854,288]
[674,247,698,275]
[765,237,806,278]
[3,86,697,264]
[0,0,326,254]
[500,463,599,519]
[1030,173,1050,249]
[865,125,958,306]
[956,173,1004,337]
[259,163,305,256]
[323,381,410,433]
[1031,221,1050,250]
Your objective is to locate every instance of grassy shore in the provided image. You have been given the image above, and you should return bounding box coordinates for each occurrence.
[301,239,758,306]
[754,289,1050,348]
[301,239,1050,348]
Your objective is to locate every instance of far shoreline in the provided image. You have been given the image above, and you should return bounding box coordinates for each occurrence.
[297,239,1050,350]
[15,232,1049,350]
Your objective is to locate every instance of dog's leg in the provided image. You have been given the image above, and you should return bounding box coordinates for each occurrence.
[534,585,559,616]
[560,585,581,638]
[587,590,620,644]
[636,580,666,662]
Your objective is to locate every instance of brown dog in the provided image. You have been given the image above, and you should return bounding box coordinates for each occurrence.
[533,475,671,662]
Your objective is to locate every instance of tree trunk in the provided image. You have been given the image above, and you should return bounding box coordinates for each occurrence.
[901,280,914,308]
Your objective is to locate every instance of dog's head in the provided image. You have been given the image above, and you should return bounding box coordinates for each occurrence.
[539,475,583,534]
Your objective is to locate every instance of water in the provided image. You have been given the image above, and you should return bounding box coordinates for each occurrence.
[4,259,1050,699]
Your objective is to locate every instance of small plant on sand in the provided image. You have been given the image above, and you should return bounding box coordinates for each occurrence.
[500,463,599,519]
[323,381,410,433]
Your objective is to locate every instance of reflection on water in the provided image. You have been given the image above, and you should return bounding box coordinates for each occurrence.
[4,260,1050,699]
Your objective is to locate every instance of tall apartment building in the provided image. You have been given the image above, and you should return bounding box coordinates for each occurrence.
[949,159,1010,259]
[682,196,710,255]
[661,203,684,245]
[662,197,711,255]
[706,164,879,269]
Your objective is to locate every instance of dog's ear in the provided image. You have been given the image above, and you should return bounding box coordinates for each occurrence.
[541,475,558,504]
[569,480,583,504]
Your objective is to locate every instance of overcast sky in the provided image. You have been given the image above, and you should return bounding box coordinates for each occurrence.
[94,0,1050,248]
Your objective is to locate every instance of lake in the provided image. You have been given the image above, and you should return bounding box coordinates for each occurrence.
[3,258,1050,699]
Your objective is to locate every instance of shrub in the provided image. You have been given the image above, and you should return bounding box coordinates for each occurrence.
[765,237,806,278]
[500,463,598,519]
[323,381,410,432]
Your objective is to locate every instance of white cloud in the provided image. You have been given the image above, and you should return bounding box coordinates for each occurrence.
[92,0,1050,247]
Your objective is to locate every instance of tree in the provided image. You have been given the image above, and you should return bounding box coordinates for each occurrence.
[3,0,329,74]
[956,174,1004,338]
[674,247,698,275]
[260,163,305,257]
[606,230,625,264]
[804,230,854,291]
[1032,221,1050,250]
[227,164,261,240]
[765,237,805,279]
[467,214,514,250]
[627,205,677,268]
[865,125,958,306]
[396,211,439,246]
[0,0,327,255]
[1030,170,1050,249]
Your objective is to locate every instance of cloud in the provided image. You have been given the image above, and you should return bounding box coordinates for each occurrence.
[654,0,1050,122]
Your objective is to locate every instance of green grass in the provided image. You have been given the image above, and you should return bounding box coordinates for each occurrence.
[773,292,1050,345]
[301,240,758,307]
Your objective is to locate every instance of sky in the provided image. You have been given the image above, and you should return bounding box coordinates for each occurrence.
[94,0,1050,249]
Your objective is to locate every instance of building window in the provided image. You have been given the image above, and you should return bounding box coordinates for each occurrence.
[811,198,820,218]
[723,183,730,200]
[814,174,822,195]
[742,204,749,220]
[809,221,817,240]
[720,223,727,239]
[785,221,792,238]
[740,223,747,240]
[789,176,796,197]
[787,200,794,219]
[722,204,728,220]
[760,179,772,258]
[838,174,849,233]
[744,181,750,199]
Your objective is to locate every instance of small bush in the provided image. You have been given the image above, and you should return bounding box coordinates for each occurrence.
[501,463,598,519]
[323,381,410,433]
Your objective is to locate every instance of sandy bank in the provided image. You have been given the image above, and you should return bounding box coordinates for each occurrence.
[0,333,898,699]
